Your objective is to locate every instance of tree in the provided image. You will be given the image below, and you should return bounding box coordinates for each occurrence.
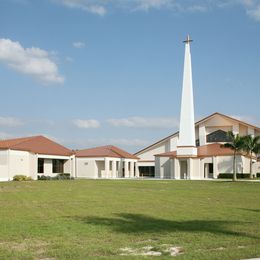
[243,135,260,179]
[223,132,245,181]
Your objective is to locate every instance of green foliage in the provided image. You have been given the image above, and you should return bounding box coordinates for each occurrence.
[37,175,51,180]
[37,173,73,181]
[13,175,33,181]
[222,132,245,181]
[218,173,251,179]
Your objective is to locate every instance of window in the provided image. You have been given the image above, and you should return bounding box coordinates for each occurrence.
[38,158,44,173]
[206,130,232,143]
[52,159,64,173]
[139,166,155,177]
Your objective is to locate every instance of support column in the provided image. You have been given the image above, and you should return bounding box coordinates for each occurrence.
[170,159,175,179]
[118,160,123,178]
[174,158,180,179]
[112,160,117,178]
[124,160,129,178]
[135,162,139,177]
[188,158,193,179]
[213,156,218,179]
[105,158,110,178]
[130,161,134,178]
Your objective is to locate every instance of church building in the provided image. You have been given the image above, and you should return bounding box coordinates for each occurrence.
[135,36,260,179]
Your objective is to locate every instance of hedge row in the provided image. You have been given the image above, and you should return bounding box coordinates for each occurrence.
[38,173,74,180]
[218,173,259,179]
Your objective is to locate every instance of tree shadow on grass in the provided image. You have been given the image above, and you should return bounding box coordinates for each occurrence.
[68,213,259,240]
[238,208,260,213]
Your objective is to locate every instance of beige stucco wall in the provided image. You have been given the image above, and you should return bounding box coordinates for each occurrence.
[253,162,260,175]
[8,150,31,179]
[137,141,170,161]
[76,158,98,178]
[0,150,9,181]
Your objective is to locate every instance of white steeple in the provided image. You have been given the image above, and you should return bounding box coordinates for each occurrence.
[177,35,197,156]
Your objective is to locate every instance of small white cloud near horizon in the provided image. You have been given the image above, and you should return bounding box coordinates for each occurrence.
[64,137,150,150]
[73,119,101,129]
[53,0,106,15]
[107,116,179,129]
[246,4,260,21]
[0,38,64,85]
[0,116,24,127]
[73,41,85,49]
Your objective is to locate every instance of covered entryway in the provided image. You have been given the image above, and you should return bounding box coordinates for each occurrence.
[180,160,188,179]
[204,163,214,178]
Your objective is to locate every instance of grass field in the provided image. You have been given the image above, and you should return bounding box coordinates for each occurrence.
[0,180,259,259]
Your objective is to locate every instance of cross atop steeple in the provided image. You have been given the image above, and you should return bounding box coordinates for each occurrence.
[183,34,193,44]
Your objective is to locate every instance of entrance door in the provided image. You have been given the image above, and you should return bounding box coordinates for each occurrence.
[180,160,188,179]
[204,163,214,178]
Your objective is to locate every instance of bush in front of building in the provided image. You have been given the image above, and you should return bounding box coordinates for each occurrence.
[13,175,33,181]
[38,175,51,180]
[257,173,260,178]
[218,173,251,179]
[38,173,73,181]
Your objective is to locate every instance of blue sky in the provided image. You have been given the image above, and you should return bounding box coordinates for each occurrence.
[0,0,260,152]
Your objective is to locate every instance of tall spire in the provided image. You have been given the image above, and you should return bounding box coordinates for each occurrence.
[177,35,197,156]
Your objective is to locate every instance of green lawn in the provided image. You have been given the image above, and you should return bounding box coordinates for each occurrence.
[0,180,259,259]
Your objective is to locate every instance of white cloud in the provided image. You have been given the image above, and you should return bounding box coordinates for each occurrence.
[133,0,173,11]
[50,0,260,21]
[64,137,150,150]
[0,38,64,85]
[53,0,107,15]
[246,4,260,21]
[73,41,85,48]
[73,119,101,128]
[0,117,23,127]
[65,56,74,62]
[107,116,179,129]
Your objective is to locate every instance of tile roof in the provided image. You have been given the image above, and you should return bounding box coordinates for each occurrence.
[0,136,72,156]
[155,143,248,158]
[75,145,139,159]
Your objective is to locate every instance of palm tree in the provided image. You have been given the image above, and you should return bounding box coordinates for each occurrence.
[223,132,245,181]
[243,135,260,179]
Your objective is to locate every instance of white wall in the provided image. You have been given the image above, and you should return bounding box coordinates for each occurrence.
[253,162,260,175]
[137,141,170,161]
[9,150,31,179]
[76,158,98,178]
[0,150,9,181]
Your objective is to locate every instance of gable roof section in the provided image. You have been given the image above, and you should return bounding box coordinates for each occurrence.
[0,136,72,156]
[75,145,139,159]
[155,143,248,158]
[135,112,260,156]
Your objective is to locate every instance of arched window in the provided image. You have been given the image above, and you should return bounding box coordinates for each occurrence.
[206,130,232,143]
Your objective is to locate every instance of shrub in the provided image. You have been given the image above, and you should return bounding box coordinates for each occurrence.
[257,173,260,178]
[13,175,32,181]
[38,173,73,181]
[218,173,251,179]
[38,175,51,180]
